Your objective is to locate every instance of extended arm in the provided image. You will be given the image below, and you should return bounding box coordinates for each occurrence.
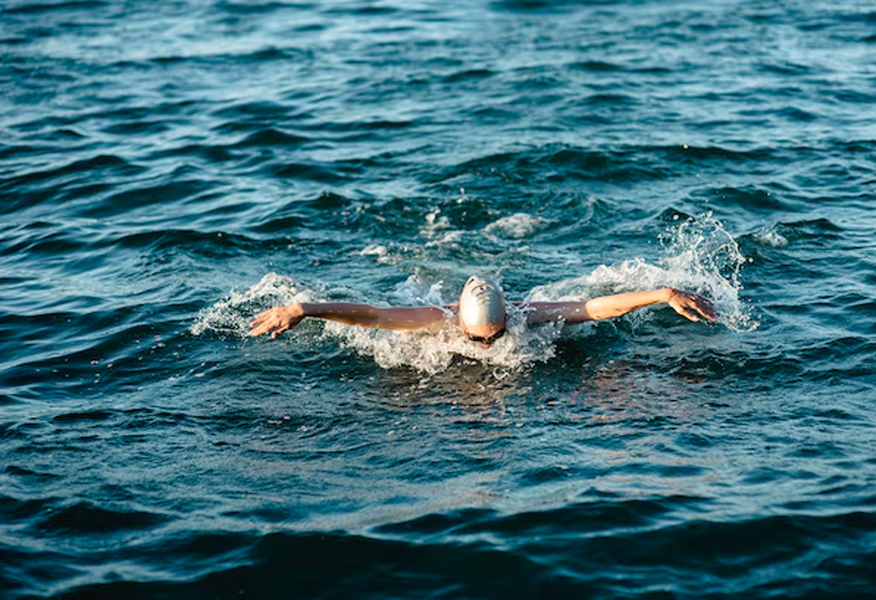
[524,288,717,325]
[250,303,446,339]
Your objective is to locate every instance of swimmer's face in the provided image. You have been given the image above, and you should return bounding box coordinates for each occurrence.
[458,276,507,348]
[463,326,506,348]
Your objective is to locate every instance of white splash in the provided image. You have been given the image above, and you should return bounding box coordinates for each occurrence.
[419,209,452,239]
[659,212,757,332]
[324,306,563,375]
[360,244,399,265]
[484,213,549,239]
[190,272,315,337]
[360,244,389,258]
[386,275,447,307]
[752,225,788,248]
[528,212,757,332]
[421,209,547,251]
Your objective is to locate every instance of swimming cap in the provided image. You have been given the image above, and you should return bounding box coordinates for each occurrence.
[458,276,506,329]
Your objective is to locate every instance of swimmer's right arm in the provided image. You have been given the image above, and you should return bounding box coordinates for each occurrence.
[249,303,447,339]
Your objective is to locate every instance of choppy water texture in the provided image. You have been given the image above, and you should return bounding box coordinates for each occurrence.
[2,0,876,598]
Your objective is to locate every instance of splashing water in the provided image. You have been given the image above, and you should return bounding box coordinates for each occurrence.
[190,272,315,337]
[484,213,551,239]
[192,214,755,371]
[326,305,565,375]
[659,212,758,332]
[528,212,756,332]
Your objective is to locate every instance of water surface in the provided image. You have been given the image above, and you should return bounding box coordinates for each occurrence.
[2,0,875,597]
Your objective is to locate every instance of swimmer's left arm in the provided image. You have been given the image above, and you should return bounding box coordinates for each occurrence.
[523,288,717,324]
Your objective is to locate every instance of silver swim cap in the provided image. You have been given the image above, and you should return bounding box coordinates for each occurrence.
[458,276,506,328]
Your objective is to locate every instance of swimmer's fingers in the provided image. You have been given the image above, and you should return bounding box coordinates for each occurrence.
[248,309,275,337]
[692,295,718,322]
[270,323,291,339]
[249,305,305,338]
[668,290,718,323]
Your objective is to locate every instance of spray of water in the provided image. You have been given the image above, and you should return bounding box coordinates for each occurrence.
[190,272,315,337]
[192,213,755,372]
[658,212,757,333]
[527,212,756,333]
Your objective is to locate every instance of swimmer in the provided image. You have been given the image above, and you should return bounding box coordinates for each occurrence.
[249,276,717,348]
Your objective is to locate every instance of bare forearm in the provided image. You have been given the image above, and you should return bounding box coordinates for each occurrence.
[524,288,675,324]
[583,289,673,321]
[301,303,445,331]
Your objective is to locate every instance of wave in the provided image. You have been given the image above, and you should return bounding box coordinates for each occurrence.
[19,508,876,599]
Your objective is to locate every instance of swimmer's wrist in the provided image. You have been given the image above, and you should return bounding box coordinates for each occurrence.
[666,287,678,302]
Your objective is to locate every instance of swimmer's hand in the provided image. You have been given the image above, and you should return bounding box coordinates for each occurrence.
[250,305,305,339]
[667,288,718,323]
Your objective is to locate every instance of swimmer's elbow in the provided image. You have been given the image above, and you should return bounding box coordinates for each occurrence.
[581,298,617,321]
[565,304,597,323]
[525,302,594,324]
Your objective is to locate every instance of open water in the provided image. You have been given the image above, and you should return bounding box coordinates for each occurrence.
[2,0,876,598]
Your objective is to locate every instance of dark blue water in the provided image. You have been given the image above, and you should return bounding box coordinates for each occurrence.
[2,0,876,598]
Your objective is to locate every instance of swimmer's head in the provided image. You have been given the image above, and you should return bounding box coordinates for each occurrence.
[458,275,506,347]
